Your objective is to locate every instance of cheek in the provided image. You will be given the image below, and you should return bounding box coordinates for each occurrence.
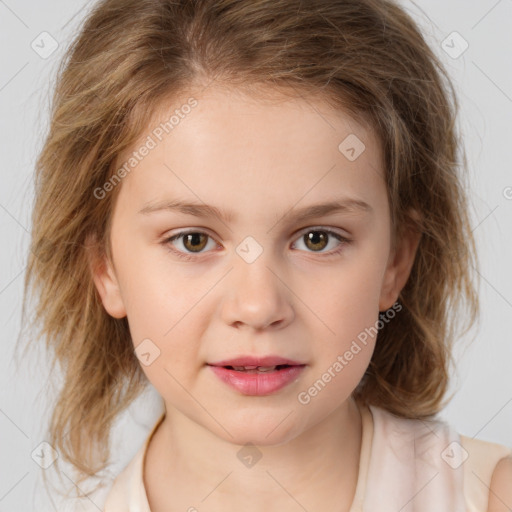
[300,251,386,339]
[296,335,373,421]
[128,299,202,404]
[117,263,206,381]
[115,246,189,334]
[300,245,385,381]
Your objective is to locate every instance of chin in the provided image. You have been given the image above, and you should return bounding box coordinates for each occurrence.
[211,414,303,448]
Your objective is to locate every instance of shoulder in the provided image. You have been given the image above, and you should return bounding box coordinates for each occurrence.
[487,455,512,512]
[459,434,512,512]
[368,405,512,511]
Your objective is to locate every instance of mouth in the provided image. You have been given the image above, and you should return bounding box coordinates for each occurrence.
[207,362,307,395]
[218,364,301,373]
[208,355,306,368]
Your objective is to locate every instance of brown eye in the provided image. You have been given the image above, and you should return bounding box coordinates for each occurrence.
[164,227,350,261]
[181,232,209,252]
[303,231,329,252]
[292,228,349,256]
[165,231,217,259]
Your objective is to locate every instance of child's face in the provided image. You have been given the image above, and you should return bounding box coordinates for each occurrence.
[91,86,418,445]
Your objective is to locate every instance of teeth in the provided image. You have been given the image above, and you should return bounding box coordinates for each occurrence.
[231,365,277,372]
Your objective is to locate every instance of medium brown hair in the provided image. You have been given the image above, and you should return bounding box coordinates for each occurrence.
[20,0,479,495]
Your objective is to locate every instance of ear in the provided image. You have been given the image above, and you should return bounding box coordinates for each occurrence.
[85,234,127,319]
[379,210,422,312]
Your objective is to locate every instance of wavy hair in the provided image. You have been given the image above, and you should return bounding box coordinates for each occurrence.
[19,0,480,495]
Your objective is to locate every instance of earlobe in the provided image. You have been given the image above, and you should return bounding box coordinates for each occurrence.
[379,213,422,312]
[85,236,127,319]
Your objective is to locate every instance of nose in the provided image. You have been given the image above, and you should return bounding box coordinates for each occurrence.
[219,250,295,331]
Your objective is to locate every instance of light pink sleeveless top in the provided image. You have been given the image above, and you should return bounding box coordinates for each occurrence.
[95,404,511,511]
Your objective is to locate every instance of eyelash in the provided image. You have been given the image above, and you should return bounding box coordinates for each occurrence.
[162,227,351,261]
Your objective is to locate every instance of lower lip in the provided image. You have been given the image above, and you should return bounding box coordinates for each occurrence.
[208,365,306,396]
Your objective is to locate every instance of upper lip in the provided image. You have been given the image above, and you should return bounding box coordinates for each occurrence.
[208,356,306,367]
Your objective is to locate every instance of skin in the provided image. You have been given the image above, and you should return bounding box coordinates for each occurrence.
[488,456,512,511]
[89,85,421,512]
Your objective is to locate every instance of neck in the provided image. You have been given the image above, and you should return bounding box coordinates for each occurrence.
[144,397,363,511]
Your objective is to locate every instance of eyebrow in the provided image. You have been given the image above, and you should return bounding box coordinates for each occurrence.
[138,197,373,223]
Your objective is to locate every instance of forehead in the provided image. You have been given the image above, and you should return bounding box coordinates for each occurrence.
[113,86,385,217]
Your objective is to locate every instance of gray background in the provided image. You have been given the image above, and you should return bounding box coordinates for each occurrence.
[1,0,511,510]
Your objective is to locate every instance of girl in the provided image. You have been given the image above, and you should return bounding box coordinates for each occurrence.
[21,0,512,510]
